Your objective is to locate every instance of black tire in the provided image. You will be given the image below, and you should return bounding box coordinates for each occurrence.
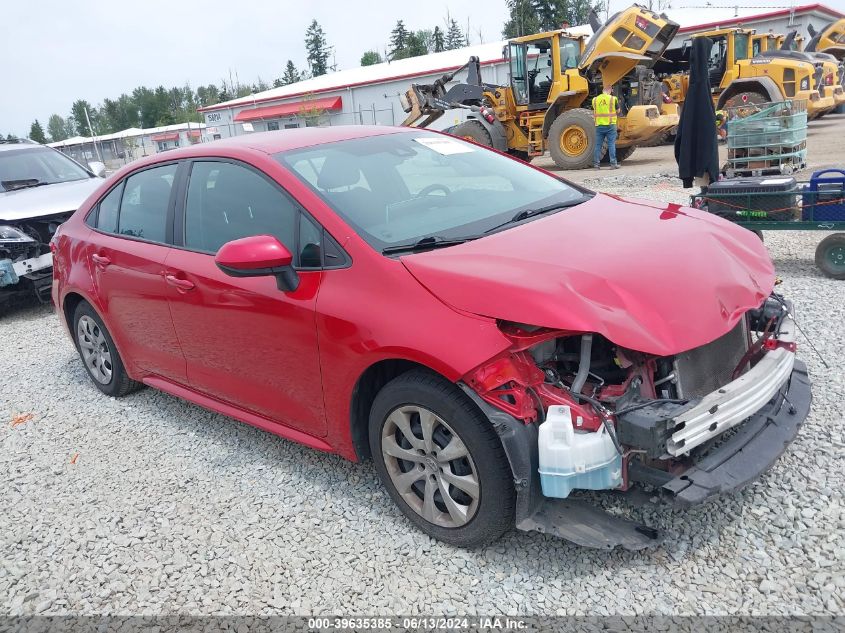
[815,233,845,279]
[548,108,597,170]
[601,145,637,164]
[72,301,143,397]
[450,120,493,147]
[368,369,515,547]
[638,129,671,148]
[507,148,530,162]
[721,90,768,111]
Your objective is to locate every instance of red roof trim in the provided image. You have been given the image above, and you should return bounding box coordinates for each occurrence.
[198,58,507,113]
[151,132,180,141]
[232,96,343,122]
[677,3,843,33]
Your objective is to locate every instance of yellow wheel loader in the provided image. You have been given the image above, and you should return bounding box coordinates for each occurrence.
[755,31,845,113]
[400,4,680,169]
[806,18,845,60]
[658,27,834,120]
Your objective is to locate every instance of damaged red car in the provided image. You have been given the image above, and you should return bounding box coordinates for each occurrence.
[51,126,811,549]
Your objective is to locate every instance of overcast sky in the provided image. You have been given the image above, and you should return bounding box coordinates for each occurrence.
[4,0,845,137]
[2,0,510,137]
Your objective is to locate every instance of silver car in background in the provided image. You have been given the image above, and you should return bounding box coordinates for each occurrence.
[0,140,105,304]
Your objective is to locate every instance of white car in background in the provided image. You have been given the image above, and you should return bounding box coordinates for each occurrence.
[0,139,105,305]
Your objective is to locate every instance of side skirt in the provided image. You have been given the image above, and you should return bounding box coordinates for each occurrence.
[142,376,335,454]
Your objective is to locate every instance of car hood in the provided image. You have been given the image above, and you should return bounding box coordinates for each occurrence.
[0,178,102,222]
[400,194,774,357]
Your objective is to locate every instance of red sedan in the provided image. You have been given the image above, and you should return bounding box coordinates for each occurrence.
[51,126,810,548]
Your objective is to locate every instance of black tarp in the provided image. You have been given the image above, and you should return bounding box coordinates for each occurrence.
[674,37,720,188]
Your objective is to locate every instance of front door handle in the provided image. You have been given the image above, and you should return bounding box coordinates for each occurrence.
[91,253,111,268]
[165,274,196,293]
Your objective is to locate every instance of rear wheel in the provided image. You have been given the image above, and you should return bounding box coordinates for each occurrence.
[548,108,596,170]
[450,120,492,147]
[73,302,142,397]
[722,90,768,111]
[369,370,515,547]
[815,233,845,279]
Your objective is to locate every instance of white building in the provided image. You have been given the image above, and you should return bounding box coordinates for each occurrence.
[48,122,206,168]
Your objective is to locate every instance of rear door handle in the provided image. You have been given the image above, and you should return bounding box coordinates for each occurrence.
[91,253,111,268]
[165,274,196,292]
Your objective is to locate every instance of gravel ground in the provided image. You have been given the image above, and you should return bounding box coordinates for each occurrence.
[1,173,844,617]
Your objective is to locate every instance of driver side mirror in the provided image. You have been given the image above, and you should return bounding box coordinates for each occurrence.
[88,161,107,178]
[215,235,299,292]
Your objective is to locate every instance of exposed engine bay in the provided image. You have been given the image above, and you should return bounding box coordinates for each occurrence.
[0,212,70,303]
[464,293,806,507]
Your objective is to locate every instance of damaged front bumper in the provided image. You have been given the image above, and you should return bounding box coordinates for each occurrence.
[632,359,811,506]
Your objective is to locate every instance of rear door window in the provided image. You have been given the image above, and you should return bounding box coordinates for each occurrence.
[94,183,123,233]
[117,164,176,242]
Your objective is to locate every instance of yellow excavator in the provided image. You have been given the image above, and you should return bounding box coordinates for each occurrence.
[400,4,679,169]
[658,27,834,119]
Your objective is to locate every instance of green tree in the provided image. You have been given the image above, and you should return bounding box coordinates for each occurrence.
[432,26,445,52]
[47,114,68,142]
[305,20,331,77]
[407,31,430,57]
[390,20,410,58]
[29,120,48,144]
[503,0,541,37]
[445,19,466,49]
[274,60,301,87]
[64,117,77,138]
[70,99,98,136]
[360,50,382,66]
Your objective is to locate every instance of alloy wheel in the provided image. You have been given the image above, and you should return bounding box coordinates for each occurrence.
[381,405,480,528]
[76,315,113,384]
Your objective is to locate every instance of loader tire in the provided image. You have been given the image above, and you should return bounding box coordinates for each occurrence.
[450,121,493,147]
[638,129,671,147]
[722,90,767,111]
[548,109,597,170]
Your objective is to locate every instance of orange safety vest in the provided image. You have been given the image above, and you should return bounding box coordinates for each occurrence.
[592,93,618,126]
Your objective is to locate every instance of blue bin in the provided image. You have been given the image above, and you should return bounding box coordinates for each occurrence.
[803,169,845,221]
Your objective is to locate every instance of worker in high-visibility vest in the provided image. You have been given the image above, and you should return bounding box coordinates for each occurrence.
[592,84,620,169]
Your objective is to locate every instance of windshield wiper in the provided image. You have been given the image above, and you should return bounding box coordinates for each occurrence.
[1,179,49,191]
[382,235,478,255]
[484,195,593,234]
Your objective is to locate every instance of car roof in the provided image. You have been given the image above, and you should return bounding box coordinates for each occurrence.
[169,125,412,158]
[0,139,44,152]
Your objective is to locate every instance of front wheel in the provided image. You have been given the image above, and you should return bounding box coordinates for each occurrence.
[369,370,515,547]
[548,108,597,170]
[449,120,492,147]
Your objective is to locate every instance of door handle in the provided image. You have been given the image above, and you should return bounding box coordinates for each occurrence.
[91,253,111,268]
[165,274,196,292]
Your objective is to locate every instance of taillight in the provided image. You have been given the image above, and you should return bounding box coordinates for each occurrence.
[825,73,834,85]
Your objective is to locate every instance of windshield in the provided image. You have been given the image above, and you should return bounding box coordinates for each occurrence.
[734,33,750,61]
[278,132,587,251]
[0,147,91,192]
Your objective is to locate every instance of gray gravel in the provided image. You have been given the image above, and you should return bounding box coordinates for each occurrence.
[1,174,843,616]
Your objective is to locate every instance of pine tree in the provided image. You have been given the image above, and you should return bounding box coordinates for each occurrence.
[432,26,445,52]
[407,30,430,57]
[390,20,410,59]
[29,120,47,144]
[305,20,331,77]
[274,60,301,87]
[503,0,541,38]
[360,50,382,66]
[445,19,465,50]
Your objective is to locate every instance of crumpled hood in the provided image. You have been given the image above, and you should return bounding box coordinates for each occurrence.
[0,178,102,222]
[401,193,774,356]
